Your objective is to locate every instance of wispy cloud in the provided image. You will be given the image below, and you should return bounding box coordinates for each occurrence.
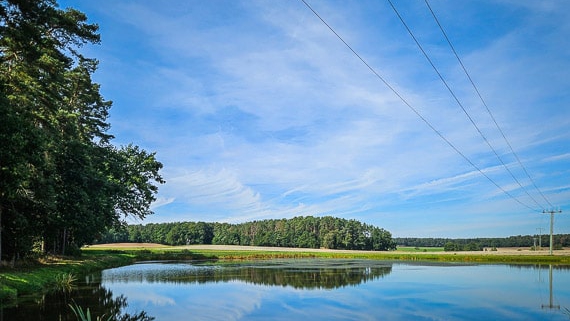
[74,0,570,236]
[166,168,262,210]
[543,153,570,163]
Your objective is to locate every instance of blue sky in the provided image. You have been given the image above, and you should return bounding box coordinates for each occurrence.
[61,0,570,238]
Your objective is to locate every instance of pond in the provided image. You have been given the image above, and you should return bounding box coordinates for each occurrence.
[3,259,570,320]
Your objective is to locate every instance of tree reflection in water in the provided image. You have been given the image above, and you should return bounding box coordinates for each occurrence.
[1,259,392,320]
[101,259,393,290]
[0,272,154,321]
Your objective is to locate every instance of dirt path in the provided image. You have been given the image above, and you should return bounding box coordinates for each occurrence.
[87,243,570,256]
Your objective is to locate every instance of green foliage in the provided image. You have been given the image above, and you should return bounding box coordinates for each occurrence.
[0,252,137,300]
[444,241,482,252]
[69,302,112,321]
[53,272,76,292]
[444,242,459,252]
[100,216,397,251]
[69,301,155,321]
[396,234,570,249]
[397,247,444,252]
[69,303,94,321]
[0,0,164,261]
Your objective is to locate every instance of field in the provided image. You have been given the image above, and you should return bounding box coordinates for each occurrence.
[85,243,570,258]
[396,246,444,252]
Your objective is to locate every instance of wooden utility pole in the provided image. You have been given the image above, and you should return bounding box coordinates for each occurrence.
[536,227,544,250]
[543,209,562,255]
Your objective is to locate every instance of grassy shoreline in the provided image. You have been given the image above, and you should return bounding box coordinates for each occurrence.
[0,252,137,301]
[1,247,569,302]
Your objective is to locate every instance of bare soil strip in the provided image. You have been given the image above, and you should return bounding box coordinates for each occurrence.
[87,243,570,256]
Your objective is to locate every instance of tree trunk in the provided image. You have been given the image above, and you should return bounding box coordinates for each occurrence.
[0,205,2,263]
[62,228,67,256]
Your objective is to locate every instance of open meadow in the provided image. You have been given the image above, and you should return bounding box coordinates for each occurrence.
[86,243,570,259]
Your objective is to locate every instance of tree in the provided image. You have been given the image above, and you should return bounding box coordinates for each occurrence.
[444,242,459,252]
[107,144,164,221]
[108,216,397,251]
[322,230,338,249]
[0,0,163,259]
[370,228,396,251]
[1,0,100,259]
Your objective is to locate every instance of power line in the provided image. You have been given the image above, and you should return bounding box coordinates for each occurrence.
[386,0,545,211]
[298,0,541,212]
[423,0,554,209]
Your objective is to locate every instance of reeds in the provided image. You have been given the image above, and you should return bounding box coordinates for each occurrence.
[69,302,111,321]
[54,272,77,291]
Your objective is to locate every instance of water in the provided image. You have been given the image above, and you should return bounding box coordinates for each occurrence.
[2,259,570,320]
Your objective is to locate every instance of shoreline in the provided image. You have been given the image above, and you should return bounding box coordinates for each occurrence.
[1,243,569,302]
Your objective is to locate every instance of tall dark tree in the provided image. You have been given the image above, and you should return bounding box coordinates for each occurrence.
[0,0,164,259]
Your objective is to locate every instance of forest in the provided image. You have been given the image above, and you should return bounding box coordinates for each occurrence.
[0,0,163,260]
[395,234,570,250]
[98,218,570,251]
[97,216,398,251]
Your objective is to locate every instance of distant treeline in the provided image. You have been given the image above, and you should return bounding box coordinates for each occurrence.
[97,216,397,251]
[395,235,570,249]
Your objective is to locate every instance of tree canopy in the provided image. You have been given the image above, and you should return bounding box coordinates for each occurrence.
[0,0,164,259]
[395,234,570,249]
[98,216,398,251]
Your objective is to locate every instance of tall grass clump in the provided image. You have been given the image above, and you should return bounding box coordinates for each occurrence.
[69,302,111,321]
[54,272,77,292]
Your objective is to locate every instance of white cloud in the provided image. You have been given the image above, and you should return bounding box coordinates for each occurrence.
[543,153,570,163]
[150,197,175,210]
[76,0,570,236]
[167,168,261,210]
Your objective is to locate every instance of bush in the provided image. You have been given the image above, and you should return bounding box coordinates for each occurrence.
[444,242,459,251]
[65,244,83,257]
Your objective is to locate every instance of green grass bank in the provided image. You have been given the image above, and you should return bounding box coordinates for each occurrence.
[1,246,569,302]
[0,252,134,302]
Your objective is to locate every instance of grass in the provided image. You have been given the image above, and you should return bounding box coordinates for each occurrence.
[396,247,444,252]
[53,272,77,292]
[1,245,569,303]
[81,245,570,261]
[0,252,136,301]
[83,246,570,264]
[69,301,112,321]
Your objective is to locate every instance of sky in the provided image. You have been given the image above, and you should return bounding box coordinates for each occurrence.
[59,0,570,238]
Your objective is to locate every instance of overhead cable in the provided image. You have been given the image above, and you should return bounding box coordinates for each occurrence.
[387,0,545,211]
[423,0,554,208]
[299,0,541,212]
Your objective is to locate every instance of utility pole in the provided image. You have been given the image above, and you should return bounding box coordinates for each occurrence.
[541,264,560,310]
[536,227,544,250]
[543,209,562,255]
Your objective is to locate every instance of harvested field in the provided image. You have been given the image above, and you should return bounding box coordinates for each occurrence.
[87,243,570,256]
[88,243,168,249]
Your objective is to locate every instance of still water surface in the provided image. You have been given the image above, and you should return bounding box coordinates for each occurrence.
[3,259,570,320]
